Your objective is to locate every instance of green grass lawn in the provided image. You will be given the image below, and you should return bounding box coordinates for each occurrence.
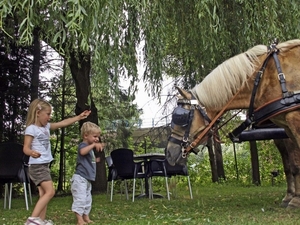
[1,183,300,225]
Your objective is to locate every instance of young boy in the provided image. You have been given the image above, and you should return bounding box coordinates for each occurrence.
[71,122,104,225]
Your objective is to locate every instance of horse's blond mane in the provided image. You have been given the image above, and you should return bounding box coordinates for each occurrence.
[191,39,300,109]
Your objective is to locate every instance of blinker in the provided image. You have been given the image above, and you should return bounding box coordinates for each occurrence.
[172,106,190,127]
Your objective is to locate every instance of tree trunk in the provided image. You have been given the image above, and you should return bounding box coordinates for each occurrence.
[31,27,40,100]
[214,137,226,180]
[69,50,107,193]
[57,62,66,192]
[92,150,106,194]
[249,141,260,185]
[28,27,41,195]
[207,137,218,182]
[0,72,6,142]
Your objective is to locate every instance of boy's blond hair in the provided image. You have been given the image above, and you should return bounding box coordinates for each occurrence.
[80,121,101,138]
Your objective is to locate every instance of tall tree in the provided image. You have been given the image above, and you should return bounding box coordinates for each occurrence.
[1,0,300,189]
[0,31,32,142]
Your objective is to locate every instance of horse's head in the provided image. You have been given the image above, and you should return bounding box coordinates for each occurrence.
[166,86,212,166]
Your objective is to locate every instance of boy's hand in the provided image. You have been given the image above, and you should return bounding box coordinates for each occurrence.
[94,143,104,152]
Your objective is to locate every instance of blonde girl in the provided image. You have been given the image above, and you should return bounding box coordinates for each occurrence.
[23,99,91,225]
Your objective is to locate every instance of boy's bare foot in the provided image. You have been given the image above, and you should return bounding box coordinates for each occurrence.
[75,213,87,225]
[83,215,93,223]
[76,222,87,225]
[84,219,94,223]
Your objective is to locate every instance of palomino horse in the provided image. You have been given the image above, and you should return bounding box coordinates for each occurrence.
[166,39,300,208]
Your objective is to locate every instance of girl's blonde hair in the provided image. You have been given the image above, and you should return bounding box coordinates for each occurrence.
[81,121,101,138]
[25,99,52,127]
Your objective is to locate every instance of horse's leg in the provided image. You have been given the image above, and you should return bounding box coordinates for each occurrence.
[273,139,295,207]
[283,112,300,208]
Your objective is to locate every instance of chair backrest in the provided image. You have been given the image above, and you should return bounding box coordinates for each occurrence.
[105,156,113,168]
[0,142,28,182]
[105,156,118,181]
[163,148,188,176]
[110,148,135,178]
[151,160,164,171]
[149,160,167,177]
[165,160,188,176]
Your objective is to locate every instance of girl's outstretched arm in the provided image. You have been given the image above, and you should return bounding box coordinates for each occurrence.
[50,110,91,130]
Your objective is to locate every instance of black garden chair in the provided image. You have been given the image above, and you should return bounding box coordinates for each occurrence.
[149,158,193,199]
[0,142,32,210]
[110,148,146,202]
[105,155,130,201]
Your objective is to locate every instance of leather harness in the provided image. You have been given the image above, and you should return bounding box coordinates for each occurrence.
[229,39,300,140]
[170,39,300,157]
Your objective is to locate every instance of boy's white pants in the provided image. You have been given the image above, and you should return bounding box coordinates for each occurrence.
[71,174,92,216]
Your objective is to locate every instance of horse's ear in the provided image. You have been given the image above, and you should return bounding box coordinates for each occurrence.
[175,86,191,99]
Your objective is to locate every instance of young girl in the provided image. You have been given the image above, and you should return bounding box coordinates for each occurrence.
[23,99,91,225]
[71,121,104,225]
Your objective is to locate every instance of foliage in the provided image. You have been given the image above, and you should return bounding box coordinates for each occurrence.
[2,184,300,225]
[163,0,300,89]
[132,136,163,154]
[94,85,141,151]
[44,55,142,190]
[0,0,166,96]
[1,1,300,121]
[3,1,300,96]
[0,28,50,142]
[1,0,300,195]
[186,140,285,187]
[46,66,83,191]
[50,134,285,195]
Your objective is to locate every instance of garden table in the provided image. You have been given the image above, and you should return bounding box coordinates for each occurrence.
[134,153,165,199]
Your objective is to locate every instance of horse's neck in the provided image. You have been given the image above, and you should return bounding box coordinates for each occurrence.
[226,86,253,110]
[206,79,254,118]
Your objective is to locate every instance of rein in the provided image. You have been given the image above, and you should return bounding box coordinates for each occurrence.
[212,110,243,143]
[184,87,244,153]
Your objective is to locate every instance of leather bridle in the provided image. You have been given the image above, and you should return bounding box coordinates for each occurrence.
[169,96,213,158]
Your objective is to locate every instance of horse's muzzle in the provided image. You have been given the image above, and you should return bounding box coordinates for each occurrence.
[165,142,187,166]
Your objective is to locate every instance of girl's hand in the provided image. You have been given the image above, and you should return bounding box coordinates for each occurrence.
[79,110,91,120]
[31,150,41,158]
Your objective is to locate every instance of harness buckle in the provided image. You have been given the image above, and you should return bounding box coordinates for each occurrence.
[181,150,187,158]
[190,99,198,105]
[278,73,285,80]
